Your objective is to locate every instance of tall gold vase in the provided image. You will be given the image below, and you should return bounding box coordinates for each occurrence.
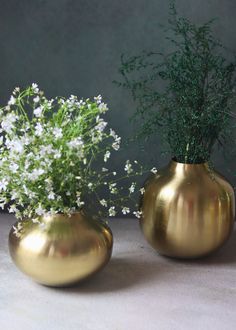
[140,160,235,258]
[9,212,113,286]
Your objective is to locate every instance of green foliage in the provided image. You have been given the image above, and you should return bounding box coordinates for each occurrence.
[115,0,236,163]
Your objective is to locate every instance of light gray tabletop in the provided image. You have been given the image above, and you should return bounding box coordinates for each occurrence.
[0,214,236,330]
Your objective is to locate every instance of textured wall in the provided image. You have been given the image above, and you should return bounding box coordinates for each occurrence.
[0,0,236,190]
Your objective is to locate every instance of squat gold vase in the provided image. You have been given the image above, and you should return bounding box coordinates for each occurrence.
[9,212,113,286]
[140,160,235,258]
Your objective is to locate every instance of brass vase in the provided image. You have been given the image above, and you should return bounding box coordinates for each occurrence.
[140,160,235,258]
[9,212,113,286]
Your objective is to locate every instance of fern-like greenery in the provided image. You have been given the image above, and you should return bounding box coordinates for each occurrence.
[115,0,236,163]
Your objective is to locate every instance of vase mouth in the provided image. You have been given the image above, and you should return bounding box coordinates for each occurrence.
[172,157,208,165]
[39,210,86,222]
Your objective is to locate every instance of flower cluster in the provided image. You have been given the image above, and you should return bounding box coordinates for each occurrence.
[0,84,145,223]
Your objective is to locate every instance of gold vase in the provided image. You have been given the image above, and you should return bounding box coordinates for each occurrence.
[9,212,113,286]
[140,160,235,258]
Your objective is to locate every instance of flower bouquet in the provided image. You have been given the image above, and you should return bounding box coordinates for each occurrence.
[0,83,143,285]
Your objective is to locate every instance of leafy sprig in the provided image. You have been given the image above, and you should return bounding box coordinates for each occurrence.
[115,0,236,163]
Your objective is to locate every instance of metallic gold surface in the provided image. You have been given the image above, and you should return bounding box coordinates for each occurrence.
[140,160,235,259]
[9,212,113,286]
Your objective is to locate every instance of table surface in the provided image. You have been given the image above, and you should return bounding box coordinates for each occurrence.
[0,214,236,330]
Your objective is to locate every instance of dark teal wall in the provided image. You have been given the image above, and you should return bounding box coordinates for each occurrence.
[0,0,236,188]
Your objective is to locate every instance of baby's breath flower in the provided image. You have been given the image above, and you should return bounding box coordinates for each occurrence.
[35,122,43,136]
[48,192,55,200]
[53,127,63,139]
[129,182,136,194]
[104,150,111,162]
[0,84,146,223]
[32,83,39,93]
[151,167,158,174]
[100,199,108,207]
[98,102,108,113]
[133,210,142,218]
[35,204,45,216]
[34,106,43,117]
[1,113,17,133]
[124,160,133,174]
[8,96,16,106]
[109,206,116,217]
[33,96,40,103]
[122,207,130,215]
[140,187,145,195]
[9,163,19,173]
[0,179,9,192]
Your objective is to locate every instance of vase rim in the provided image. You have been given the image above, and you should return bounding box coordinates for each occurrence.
[37,210,86,222]
[171,158,209,166]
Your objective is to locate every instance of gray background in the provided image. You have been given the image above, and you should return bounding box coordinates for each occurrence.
[0,0,236,191]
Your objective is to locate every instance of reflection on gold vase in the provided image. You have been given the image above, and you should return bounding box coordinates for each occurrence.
[140,160,235,258]
[9,212,113,286]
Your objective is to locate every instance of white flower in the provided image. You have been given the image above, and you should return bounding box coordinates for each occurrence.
[129,182,136,194]
[133,211,142,218]
[6,139,24,154]
[122,207,130,215]
[54,151,61,159]
[100,199,107,207]
[102,167,108,172]
[1,113,17,133]
[33,96,40,103]
[104,151,111,162]
[98,102,108,113]
[32,83,39,93]
[110,129,116,138]
[95,119,107,132]
[108,206,116,217]
[39,145,53,156]
[9,205,18,213]
[35,123,43,136]
[35,205,45,216]
[112,138,121,151]
[0,179,9,191]
[67,137,83,149]
[53,127,63,139]
[76,193,85,208]
[88,183,93,189]
[151,167,158,174]
[13,87,20,94]
[124,160,133,174]
[140,187,145,195]
[28,168,44,181]
[13,225,21,238]
[11,190,19,200]
[109,182,117,194]
[8,96,16,105]
[94,95,102,104]
[34,106,43,117]
[48,192,55,200]
[9,163,19,173]
[110,129,121,151]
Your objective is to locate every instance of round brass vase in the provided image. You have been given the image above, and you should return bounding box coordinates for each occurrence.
[9,212,113,286]
[140,160,235,259]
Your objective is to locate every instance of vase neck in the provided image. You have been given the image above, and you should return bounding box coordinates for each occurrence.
[168,160,210,176]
